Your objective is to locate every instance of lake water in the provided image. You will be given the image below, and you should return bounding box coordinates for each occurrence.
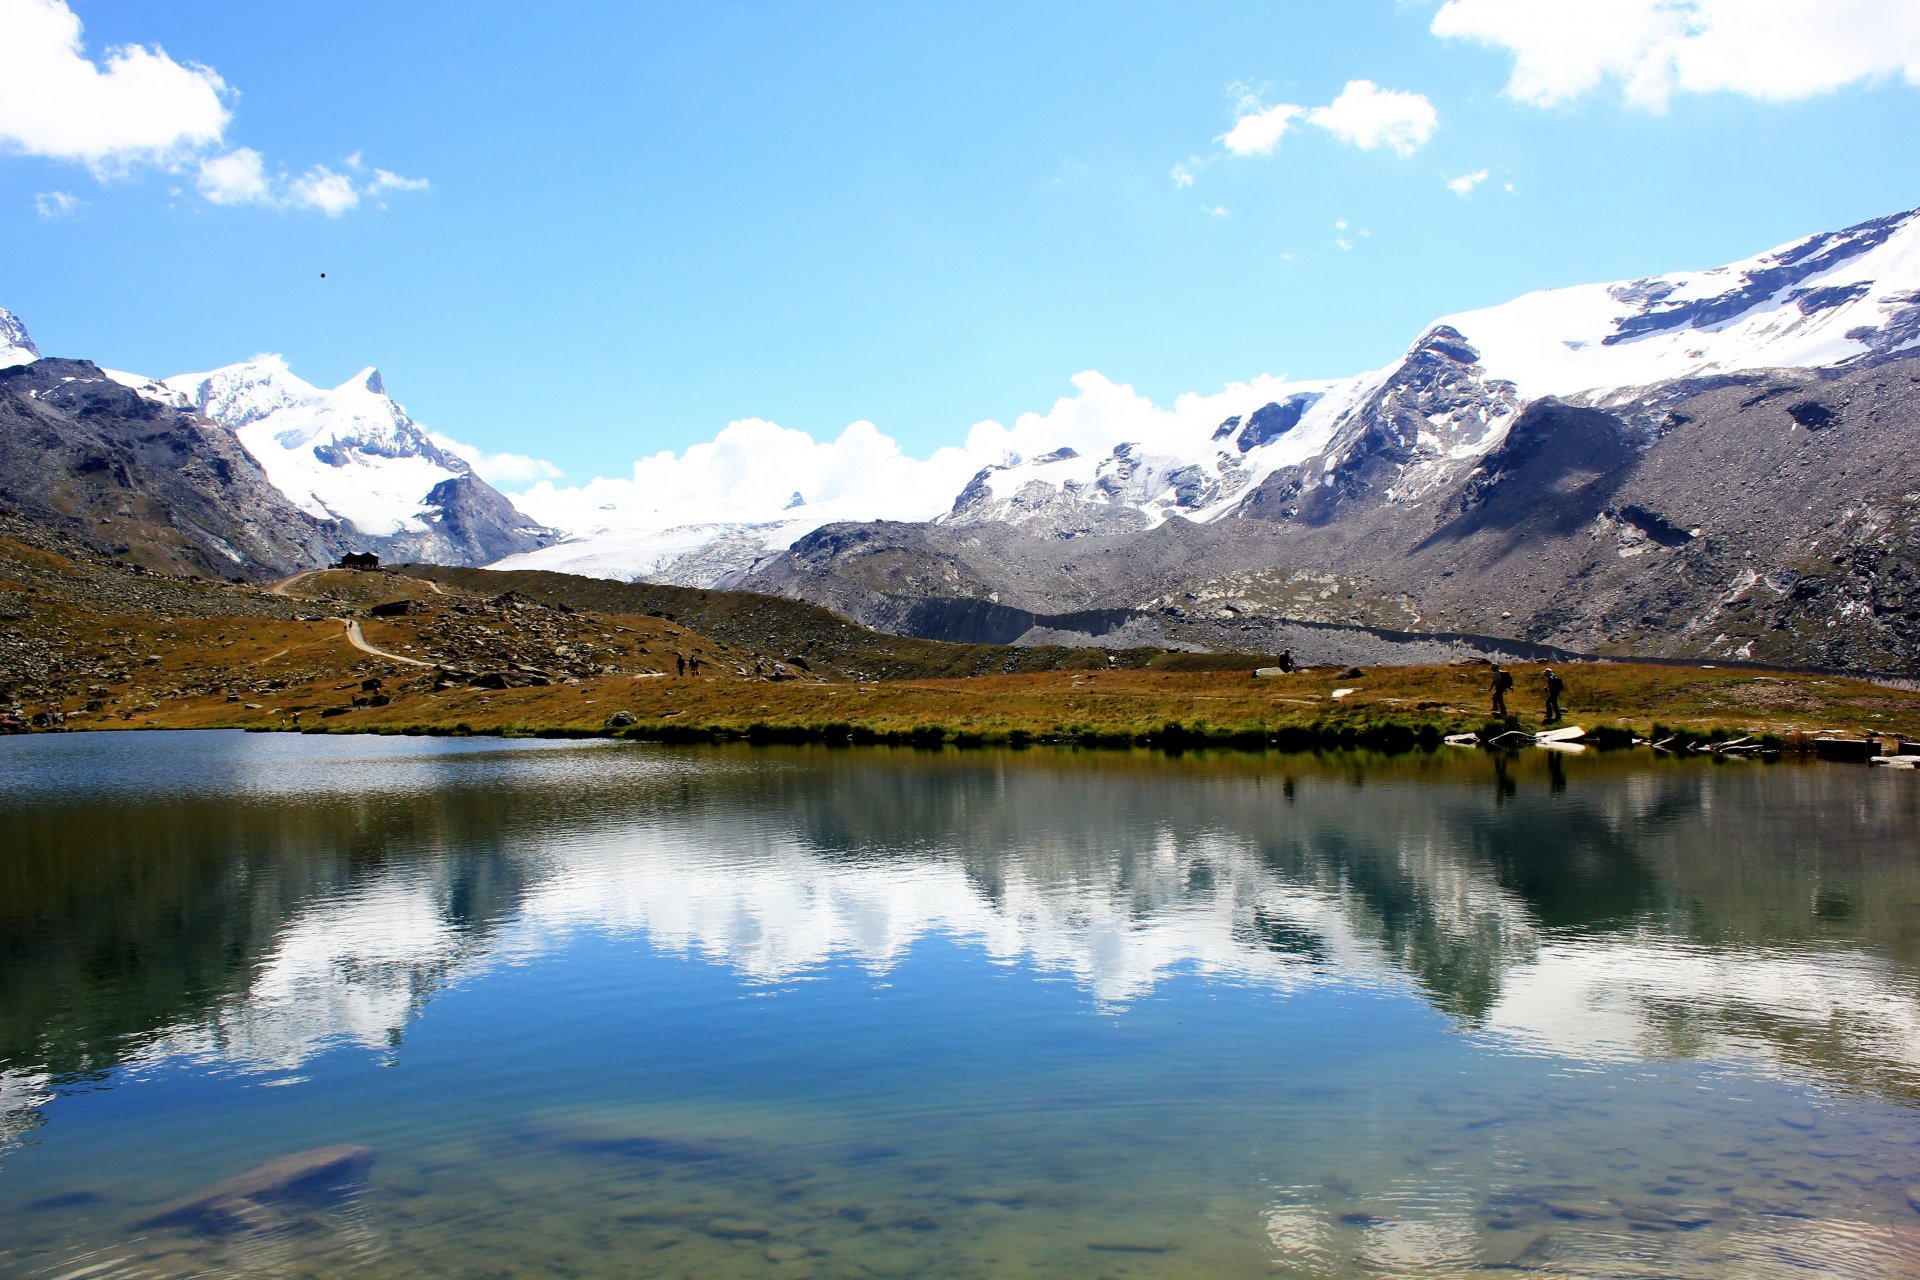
[2,731,1918,1279]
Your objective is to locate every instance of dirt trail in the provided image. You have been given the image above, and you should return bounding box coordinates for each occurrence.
[341,619,433,667]
[267,569,323,598]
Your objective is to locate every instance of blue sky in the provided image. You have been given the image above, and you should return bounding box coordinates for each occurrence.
[3,0,1919,497]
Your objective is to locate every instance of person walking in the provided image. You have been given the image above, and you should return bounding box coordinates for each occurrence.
[1490,663,1513,717]
[1543,667,1566,724]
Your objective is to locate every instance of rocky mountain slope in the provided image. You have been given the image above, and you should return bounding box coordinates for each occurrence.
[0,357,349,579]
[736,208,1920,674]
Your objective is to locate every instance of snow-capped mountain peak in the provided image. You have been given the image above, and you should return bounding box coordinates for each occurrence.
[165,356,469,537]
[1437,205,1920,401]
[0,307,42,369]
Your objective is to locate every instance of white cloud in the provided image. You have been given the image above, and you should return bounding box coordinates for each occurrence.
[509,371,1300,537]
[1432,0,1920,110]
[196,148,426,216]
[1219,101,1302,156]
[0,0,425,213]
[1445,168,1490,196]
[1203,204,1231,218]
[1305,80,1439,155]
[1211,80,1437,166]
[196,147,270,205]
[33,189,79,217]
[371,168,429,194]
[427,432,565,488]
[0,0,229,170]
[1170,158,1198,187]
[288,165,360,216]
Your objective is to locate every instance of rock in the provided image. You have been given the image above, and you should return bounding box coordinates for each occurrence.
[133,1144,375,1231]
[704,1216,772,1239]
[604,711,637,728]
[1339,666,1365,678]
[764,1243,809,1262]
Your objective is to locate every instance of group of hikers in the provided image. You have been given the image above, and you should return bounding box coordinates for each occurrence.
[1489,662,1565,724]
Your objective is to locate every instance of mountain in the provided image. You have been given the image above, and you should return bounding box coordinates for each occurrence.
[735,207,1920,673]
[160,357,554,565]
[0,356,348,579]
[0,309,39,368]
[0,306,554,571]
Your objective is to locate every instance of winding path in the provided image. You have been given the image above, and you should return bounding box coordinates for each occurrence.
[341,619,434,667]
[267,569,324,598]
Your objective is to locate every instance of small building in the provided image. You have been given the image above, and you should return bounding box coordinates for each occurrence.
[340,552,380,571]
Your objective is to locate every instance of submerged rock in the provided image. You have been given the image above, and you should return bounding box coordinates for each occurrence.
[133,1144,375,1232]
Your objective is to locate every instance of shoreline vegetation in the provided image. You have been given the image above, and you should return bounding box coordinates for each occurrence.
[34,660,1920,762]
[4,558,1918,759]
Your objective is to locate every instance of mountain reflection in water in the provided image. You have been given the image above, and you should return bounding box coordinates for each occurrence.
[4,733,1916,1117]
[0,729,1912,1280]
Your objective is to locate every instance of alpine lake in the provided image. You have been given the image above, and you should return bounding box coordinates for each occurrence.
[2,731,1917,1280]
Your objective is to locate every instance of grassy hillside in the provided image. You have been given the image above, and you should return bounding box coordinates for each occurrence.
[4,520,1917,750]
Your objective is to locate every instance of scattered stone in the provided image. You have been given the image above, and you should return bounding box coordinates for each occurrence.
[764,1242,808,1262]
[604,710,637,729]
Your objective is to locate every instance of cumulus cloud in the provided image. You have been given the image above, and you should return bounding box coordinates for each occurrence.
[34,190,80,217]
[509,372,1300,537]
[1305,80,1439,155]
[1220,101,1303,156]
[196,148,427,216]
[196,146,270,205]
[288,165,359,216]
[1445,168,1490,196]
[0,0,228,170]
[0,0,425,212]
[427,432,565,488]
[1211,79,1436,168]
[1432,0,1920,110]
[1170,158,1199,187]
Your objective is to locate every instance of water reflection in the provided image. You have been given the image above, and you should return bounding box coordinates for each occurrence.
[4,733,1920,1278]
[3,735,1916,1108]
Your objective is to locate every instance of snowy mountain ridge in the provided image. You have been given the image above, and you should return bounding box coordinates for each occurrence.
[0,308,39,369]
[0,307,551,566]
[162,357,472,538]
[943,206,1920,538]
[498,205,1920,585]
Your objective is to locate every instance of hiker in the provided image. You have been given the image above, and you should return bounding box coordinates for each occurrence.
[675,653,686,677]
[1543,667,1566,724]
[1490,663,1514,717]
[1277,650,1294,673]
